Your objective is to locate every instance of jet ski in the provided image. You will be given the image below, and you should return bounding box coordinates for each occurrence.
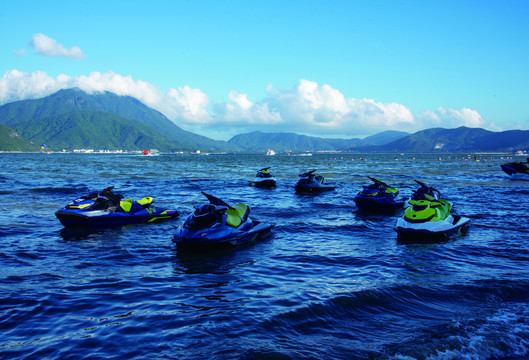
[501,158,529,180]
[172,192,274,250]
[394,180,470,241]
[248,167,277,188]
[294,170,336,193]
[55,186,178,227]
[354,177,407,212]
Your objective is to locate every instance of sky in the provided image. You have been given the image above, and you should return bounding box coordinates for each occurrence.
[1,0,528,140]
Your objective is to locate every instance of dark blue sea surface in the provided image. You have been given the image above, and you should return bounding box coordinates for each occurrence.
[1,152,528,359]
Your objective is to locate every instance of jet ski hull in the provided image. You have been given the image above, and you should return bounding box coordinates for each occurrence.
[294,170,335,193]
[173,221,274,250]
[249,178,277,188]
[56,208,178,227]
[501,163,529,179]
[394,215,470,241]
[294,184,336,193]
[354,196,406,212]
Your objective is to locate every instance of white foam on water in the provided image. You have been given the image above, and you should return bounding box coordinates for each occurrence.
[389,304,529,360]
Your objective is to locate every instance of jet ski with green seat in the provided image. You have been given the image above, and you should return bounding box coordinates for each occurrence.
[248,167,277,188]
[173,192,274,250]
[294,170,336,193]
[353,177,407,212]
[55,186,178,227]
[394,180,469,240]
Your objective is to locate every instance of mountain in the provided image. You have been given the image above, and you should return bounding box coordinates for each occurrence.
[227,131,370,152]
[366,127,529,152]
[229,127,529,153]
[363,130,409,146]
[0,125,39,152]
[1,89,528,153]
[0,88,234,152]
[17,110,182,151]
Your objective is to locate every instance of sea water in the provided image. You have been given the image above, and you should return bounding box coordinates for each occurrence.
[1,152,528,359]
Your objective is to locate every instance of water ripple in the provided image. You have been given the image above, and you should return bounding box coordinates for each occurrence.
[1,153,528,359]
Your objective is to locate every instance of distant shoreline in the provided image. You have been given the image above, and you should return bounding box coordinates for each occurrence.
[0,151,514,156]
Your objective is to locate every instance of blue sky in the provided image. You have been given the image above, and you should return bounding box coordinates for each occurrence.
[1,0,528,140]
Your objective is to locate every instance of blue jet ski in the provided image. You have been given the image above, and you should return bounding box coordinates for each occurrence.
[354,177,407,212]
[394,180,470,241]
[501,158,529,180]
[55,186,178,227]
[173,192,274,250]
[248,167,277,188]
[294,170,336,193]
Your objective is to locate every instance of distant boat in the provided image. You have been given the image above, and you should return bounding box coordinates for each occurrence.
[266,149,276,156]
[142,149,159,156]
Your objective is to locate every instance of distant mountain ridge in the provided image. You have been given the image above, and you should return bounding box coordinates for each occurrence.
[0,88,528,153]
[227,131,370,152]
[362,127,529,153]
[363,130,410,146]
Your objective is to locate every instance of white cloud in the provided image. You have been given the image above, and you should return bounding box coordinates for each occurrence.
[437,107,485,128]
[166,85,212,124]
[31,33,86,59]
[0,69,69,104]
[214,90,282,125]
[13,49,26,56]
[261,80,416,136]
[0,70,489,139]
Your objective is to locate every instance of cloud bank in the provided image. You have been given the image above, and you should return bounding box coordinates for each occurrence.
[31,34,86,59]
[0,69,487,139]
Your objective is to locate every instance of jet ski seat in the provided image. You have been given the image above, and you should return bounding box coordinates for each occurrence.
[120,197,154,212]
[226,203,250,228]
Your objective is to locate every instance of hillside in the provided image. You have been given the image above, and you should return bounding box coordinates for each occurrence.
[228,131,369,152]
[17,110,182,151]
[0,125,39,152]
[363,130,409,146]
[228,127,528,154]
[367,127,529,152]
[0,88,233,152]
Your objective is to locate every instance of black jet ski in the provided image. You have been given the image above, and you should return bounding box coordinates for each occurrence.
[501,158,529,180]
[172,192,274,250]
[294,170,336,193]
[56,186,178,227]
[394,180,469,241]
[248,167,277,188]
[354,177,407,212]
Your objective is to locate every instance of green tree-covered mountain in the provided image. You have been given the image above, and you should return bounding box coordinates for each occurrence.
[0,125,39,152]
[18,110,182,151]
[227,131,370,152]
[363,130,409,146]
[364,127,529,152]
[0,88,233,152]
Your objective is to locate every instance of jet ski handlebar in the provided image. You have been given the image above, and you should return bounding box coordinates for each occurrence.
[413,179,441,199]
[299,169,317,177]
[368,177,390,188]
[201,191,234,209]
